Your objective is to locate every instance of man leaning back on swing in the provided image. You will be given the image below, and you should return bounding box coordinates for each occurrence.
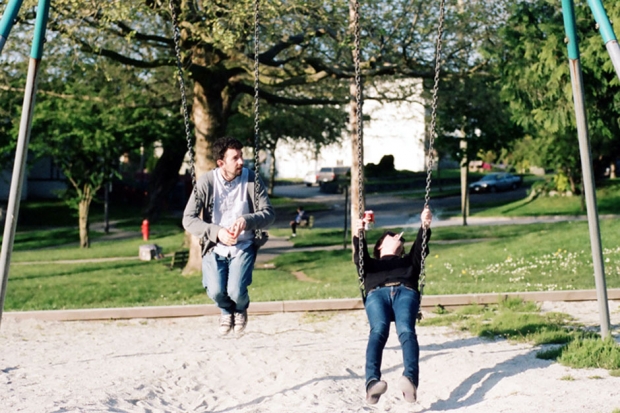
[183,137,275,337]
[353,206,432,404]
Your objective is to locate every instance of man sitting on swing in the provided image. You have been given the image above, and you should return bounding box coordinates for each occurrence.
[353,206,432,404]
[183,137,275,337]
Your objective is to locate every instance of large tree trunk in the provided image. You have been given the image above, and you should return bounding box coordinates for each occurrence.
[145,139,188,222]
[567,168,577,194]
[78,186,92,248]
[183,65,232,274]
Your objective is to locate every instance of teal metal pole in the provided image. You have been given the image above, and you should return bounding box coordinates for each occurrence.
[30,0,49,59]
[587,0,616,43]
[562,0,580,59]
[586,0,620,81]
[561,0,611,339]
[0,0,51,329]
[0,0,25,54]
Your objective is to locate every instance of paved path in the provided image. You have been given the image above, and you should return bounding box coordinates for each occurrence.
[255,236,345,266]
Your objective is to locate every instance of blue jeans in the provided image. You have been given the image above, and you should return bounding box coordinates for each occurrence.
[364,285,420,388]
[202,245,257,314]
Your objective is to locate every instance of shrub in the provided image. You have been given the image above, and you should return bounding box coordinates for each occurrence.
[365,155,396,177]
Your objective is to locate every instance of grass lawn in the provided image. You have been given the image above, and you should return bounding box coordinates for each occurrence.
[474,179,620,217]
[423,218,620,295]
[3,178,620,311]
[6,260,205,311]
[4,217,619,311]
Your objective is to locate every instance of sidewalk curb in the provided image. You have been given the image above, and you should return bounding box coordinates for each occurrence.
[4,289,619,322]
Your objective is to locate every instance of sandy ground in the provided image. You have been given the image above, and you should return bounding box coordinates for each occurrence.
[1,301,620,413]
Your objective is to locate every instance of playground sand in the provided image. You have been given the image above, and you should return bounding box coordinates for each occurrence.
[1,300,619,413]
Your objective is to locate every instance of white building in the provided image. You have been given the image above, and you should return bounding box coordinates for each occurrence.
[273,79,427,178]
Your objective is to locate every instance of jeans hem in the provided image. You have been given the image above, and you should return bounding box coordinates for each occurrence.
[365,377,381,390]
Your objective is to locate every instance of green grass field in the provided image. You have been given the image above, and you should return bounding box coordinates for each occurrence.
[2,178,619,311]
[4,217,619,311]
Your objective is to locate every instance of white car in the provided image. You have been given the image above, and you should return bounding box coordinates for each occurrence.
[303,171,318,187]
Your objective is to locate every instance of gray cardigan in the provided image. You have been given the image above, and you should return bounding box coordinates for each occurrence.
[182,168,276,255]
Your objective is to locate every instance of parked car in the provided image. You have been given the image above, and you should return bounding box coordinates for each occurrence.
[469,173,522,193]
[316,166,351,184]
[317,166,351,193]
[303,171,318,187]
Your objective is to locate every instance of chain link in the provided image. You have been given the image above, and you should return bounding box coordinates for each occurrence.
[168,0,197,203]
[352,0,366,301]
[253,0,264,240]
[418,0,447,318]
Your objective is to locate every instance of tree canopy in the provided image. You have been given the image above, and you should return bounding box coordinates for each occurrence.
[24,58,183,247]
[491,0,620,190]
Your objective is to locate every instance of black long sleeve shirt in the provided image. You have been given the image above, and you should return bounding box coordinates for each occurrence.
[353,227,431,293]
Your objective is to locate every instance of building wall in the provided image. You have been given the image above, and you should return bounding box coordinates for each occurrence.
[273,79,427,178]
[363,79,426,172]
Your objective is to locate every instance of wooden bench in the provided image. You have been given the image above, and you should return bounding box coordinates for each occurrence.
[170,249,190,269]
[298,215,315,229]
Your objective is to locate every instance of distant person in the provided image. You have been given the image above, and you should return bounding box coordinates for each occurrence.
[289,206,308,237]
[183,137,275,337]
[353,207,432,405]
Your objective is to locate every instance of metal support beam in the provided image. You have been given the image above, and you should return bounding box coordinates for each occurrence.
[0,0,50,329]
[459,138,468,226]
[561,0,611,339]
[587,0,620,81]
[0,0,25,54]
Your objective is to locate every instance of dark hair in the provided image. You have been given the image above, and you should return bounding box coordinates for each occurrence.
[212,137,243,162]
[372,231,406,259]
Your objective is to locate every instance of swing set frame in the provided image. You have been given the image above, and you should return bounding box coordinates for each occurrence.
[0,0,616,337]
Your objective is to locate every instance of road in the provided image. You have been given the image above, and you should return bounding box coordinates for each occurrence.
[272,184,530,230]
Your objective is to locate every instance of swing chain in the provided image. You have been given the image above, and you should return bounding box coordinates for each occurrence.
[168,0,197,202]
[353,0,366,301]
[253,0,264,240]
[418,0,446,316]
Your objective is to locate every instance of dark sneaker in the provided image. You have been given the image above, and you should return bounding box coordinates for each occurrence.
[365,379,387,405]
[233,311,248,336]
[398,376,417,403]
[219,313,234,336]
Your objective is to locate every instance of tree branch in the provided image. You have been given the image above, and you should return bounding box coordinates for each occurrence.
[78,41,175,68]
[235,83,347,106]
[0,85,178,109]
[257,27,334,67]
[113,21,173,47]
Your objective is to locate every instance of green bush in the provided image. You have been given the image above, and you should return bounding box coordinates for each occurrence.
[365,155,396,177]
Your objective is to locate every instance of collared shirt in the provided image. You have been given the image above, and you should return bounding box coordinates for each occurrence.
[212,168,252,257]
